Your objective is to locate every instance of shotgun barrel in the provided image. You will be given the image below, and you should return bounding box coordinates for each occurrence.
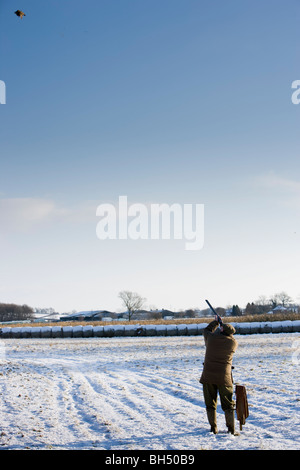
[205,299,223,326]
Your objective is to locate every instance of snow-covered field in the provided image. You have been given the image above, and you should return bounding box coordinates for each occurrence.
[0,333,299,450]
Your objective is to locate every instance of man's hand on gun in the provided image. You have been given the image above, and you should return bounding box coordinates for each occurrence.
[205,300,223,331]
[215,314,223,331]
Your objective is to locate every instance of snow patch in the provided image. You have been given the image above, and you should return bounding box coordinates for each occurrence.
[0,333,299,450]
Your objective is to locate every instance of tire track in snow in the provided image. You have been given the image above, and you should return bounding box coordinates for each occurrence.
[0,335,299,449]
[77,365,204,449]
[77,369,201,449]
[45,364,112,448]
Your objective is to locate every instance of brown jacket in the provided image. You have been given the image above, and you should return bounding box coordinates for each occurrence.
[200,320,238,386]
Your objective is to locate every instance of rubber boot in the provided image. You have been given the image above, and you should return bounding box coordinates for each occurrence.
[225,409,239,435]
[206,409,218,434]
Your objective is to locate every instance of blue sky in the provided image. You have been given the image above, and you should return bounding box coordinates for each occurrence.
[0,0,300,313]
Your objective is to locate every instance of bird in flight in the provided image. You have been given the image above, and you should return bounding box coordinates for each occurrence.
[14,10,26,19]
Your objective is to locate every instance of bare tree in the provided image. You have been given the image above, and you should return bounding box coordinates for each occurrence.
[256,295,270,306]
[118,291,146,322]
[269,291,292,308]
[277,291,293,307]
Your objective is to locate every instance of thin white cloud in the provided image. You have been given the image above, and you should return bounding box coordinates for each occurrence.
[0,198,95,232]
[255,172,300,211]
[256,172,300,193]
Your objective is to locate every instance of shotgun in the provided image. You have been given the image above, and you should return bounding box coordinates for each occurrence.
[205,299,223,326]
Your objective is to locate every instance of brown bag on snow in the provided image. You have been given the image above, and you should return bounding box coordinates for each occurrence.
[235,384,249,430]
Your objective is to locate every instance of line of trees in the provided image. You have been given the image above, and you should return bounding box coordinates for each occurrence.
[200,293,297,317]
[244,292,295,315]
[118,290,298,321]
[0,290,297,324]
[0,303,34,322]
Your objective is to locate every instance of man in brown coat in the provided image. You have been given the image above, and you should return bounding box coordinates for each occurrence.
[200,317,238,434]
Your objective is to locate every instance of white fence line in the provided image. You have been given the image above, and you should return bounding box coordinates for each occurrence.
[1,320,300,338]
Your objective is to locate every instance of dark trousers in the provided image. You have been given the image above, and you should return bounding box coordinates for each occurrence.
[203,383,235,412]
